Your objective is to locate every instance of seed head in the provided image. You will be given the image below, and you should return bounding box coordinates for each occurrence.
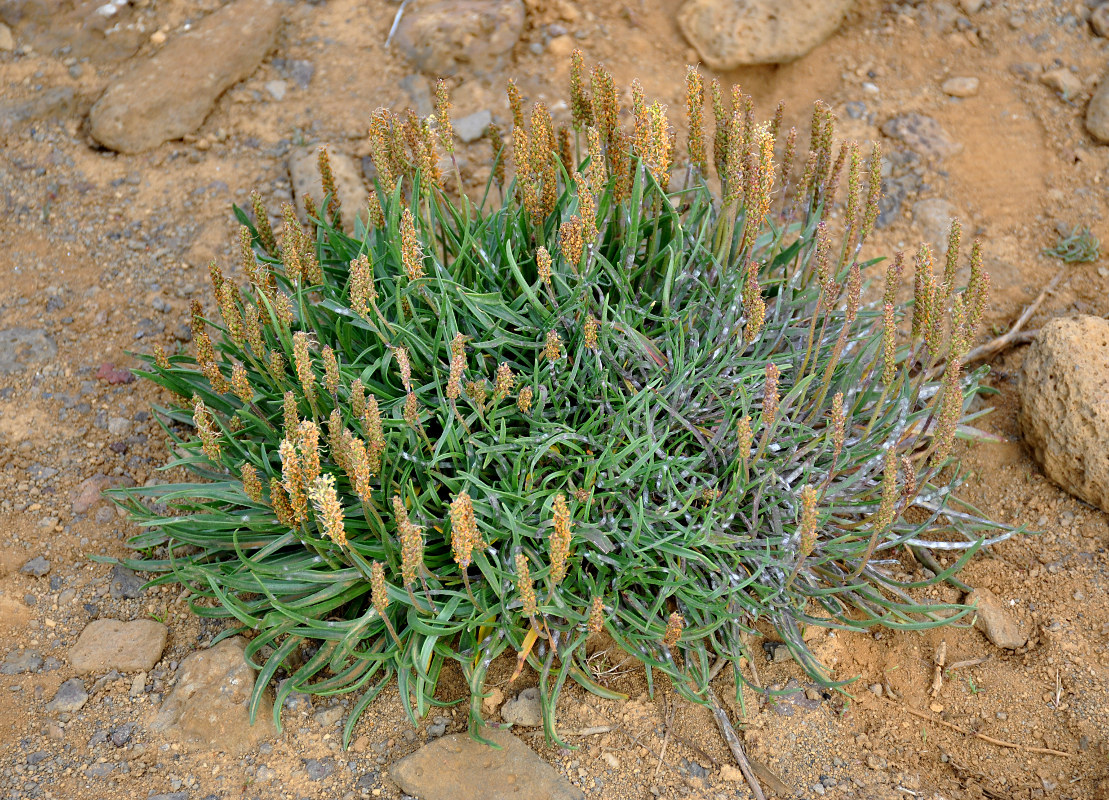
[536,246,552,286]
[487,122,506,187]
[449,491,479,569]
[797,485,818,557]
[900,455,917,502]
[588,595,605,634]
[570,49,593,129]
[217,282,244,346]
[153,344,170,370]
[317,146,341,226]
[761,362,781,432]
[912,245,935,341]
[231,362,253,406]
[515,553,538,617]
[393,495,424,588]
[400,208,424,282]
[364,395,385,474]
[559,216,585,265]
[446,353,464,401]
[931,359,963,465]
[494,362,515,400]
[350,254,377,318]
[434,78,453,153]
[308,473,347,547]
[590,64,618,149]
[195,330,230,394]
[506,78,524,130]
[344,431,373,501]
[244,303,264,356]
[736,415,753,459]
[267,349,286,385]
[250,191,278,257]
[192,396,221,463]
[861,142,882,243]
[279,438,308,524]
[585,126,606,193]
[557,125,573,175]
[583,315,599,350]
[517,386,533,413]
[297,420,322,486]
[549,494,572,585]
[370,561,389,614]
[241,463,263,503]
[282,390,299,437]
[274,291,295,328]
[321,346,340,396]
[881,303,897,387]
[270,477,294,528]
[685,66,707,175]
[292,332,317,407]
[350,379,366,420]
[830,392,846,460]
[744,264,766,340]
[328,409,346,470]
[574,172,598,244]
[404,391,420,427]
[662,612,684,648]
[466,380,486,411]
[544,329,563,362]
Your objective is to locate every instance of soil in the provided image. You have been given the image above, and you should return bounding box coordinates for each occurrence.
[0,1,1107,799]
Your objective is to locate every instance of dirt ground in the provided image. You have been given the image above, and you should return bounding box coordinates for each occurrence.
[0,0,1107,798]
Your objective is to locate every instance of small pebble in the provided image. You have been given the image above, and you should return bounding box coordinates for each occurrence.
[941,76,979,97]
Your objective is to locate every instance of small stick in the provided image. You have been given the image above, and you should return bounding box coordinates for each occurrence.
[654,698,674,778]
[889,700,1072,757]
[946,656,989,671]
[706,686,766,800]
[930,640,947,699]
[961,267,1065,367]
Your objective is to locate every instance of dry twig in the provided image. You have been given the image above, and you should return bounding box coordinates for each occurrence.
[930,640,947,698]
[961,267,1065,367]
[886,699,1072,757]
[706,686,766,800]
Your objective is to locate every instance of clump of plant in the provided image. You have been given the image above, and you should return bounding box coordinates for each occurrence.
[115,57,1010,747]
[1042,223,1099,263]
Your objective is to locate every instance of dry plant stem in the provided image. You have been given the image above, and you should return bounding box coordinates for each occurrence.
[930,640,947,698]
[946,656,989,671]
[958,267,1064,369]
[706,686,766,800]
[886,699,1072,757]
[654,699,674,778]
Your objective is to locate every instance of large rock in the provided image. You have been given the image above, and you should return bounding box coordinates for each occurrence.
[392,0,525,76]
[1019,315,1109,512]
[288,146,369,233]
[151,636,275,752]
[677,0,854,70]
[89,0,281,153]
[69,619,167,675]
[1087,73,1109,144]
[390,727,585,800]
[881,113,962,161]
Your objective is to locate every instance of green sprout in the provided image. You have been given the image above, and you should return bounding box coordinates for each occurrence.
[1042,225,1100,263]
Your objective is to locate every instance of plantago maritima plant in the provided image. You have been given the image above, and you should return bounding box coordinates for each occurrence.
[115,57,1013,748]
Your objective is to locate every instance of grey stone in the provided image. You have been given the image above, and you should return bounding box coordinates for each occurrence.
[0,88,77,136]
[20,556,51,577]
[967,588,1028,649]
[69,619,167,675]
[89,0,282,152]
[106,416,132,436]
[109,564,145,599]
[911,198,957,254]
[0,328,57,374]
[313,705,343,727]
[390,727,585,800]
[678,0,854,70]
[109,723,134,746]
[152,636,275,752]
[0,650,42,675]
[454,109,492,143]
[1040,68,1083,100]
[288,146,369,233]
[148,794,189,800]
[881,113,962,160]
[46,678,88,713]
[941,76,979,97]
[304,758,335,781]
[399,73,433,117]
[393,0,525,76]
[27,464,58,480]
[500,686,542,727]
[264,79,287,101]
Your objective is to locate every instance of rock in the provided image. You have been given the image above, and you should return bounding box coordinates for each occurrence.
[109,564,145,599]
[96,363,134,384]
[45,678,88,713]
[482,685,505,715]
[392,0,525,76]
[911,198,957,254]
[109,722,134,747]
[677,0,854,70]
[71,474,135,514]
[966,588,1028,649]
[399,73,434,117]
[264,79,287,101]
[1092,4,1109,37]
[69,619,167,675]
[0,21,12,50]
[288,146,369,233]
[958,0,984,12]
[390,727,585,800]
[1040,68,1083,100]
[151,636,275,752]
[106,416,131,436]
[0,650,42,675]
[1019,316,1109,512]
[881,113,961,160]
[0,88,76,136]
[500,686,542,727]
[20,556,51,577]
[0,328,57,374]
[89,0,282,152]
[304,758,335,781]
[130,671,147,697]
[454,109,492,143]
[1086,75,1109,143]
[313,705,343,727]
[941,76,979,97]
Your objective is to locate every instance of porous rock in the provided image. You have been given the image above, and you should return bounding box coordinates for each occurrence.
[89,0,281,152]
[392,0,525,76]
[390,727,585,800]
[500,686,542,727]
[966,589,1028,650]
[677,0,854,70]
[151,636,275,752]
[69,619,167,675]
[1019,315,1109,512]
[881,113,962,160]
[288,146,369,233]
